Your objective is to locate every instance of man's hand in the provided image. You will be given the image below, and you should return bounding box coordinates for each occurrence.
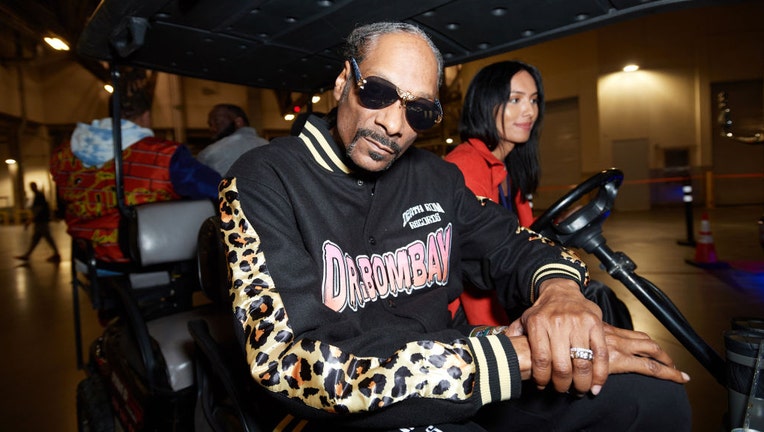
[506,278,607,395]
[504,308,690,396]
[604,324,690,384]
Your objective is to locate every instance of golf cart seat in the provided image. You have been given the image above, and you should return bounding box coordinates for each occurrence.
[77,199,248,431]
[72,199,216,368]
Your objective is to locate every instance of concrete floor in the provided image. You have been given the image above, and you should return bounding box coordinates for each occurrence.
[0,205,762,431]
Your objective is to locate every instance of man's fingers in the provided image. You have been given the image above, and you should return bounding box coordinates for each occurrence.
[607,329,677,369]
[606,331,690,384]
[633,339,677,369]
[550,340,575,392]
[570,356,594,394]
[589,323,609,395]
[527,325,553,389]
[629,356,690,384]
[506,319,525,337]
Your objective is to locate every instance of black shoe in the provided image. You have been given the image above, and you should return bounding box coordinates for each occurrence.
[46,254,61,263]
[14,255,29,261]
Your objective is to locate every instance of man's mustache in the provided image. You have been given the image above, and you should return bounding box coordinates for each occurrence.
[354,129,402,156]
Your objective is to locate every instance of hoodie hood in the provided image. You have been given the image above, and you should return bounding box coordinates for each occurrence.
[70,118,154,168]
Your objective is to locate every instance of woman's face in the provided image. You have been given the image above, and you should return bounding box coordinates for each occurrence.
[496,70,539,148]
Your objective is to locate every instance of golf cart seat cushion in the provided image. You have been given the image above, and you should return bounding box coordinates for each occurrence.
[147,304,235,392]
[130,199,216,266]
[196,216,229,305]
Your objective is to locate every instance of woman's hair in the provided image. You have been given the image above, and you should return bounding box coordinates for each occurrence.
[458,60,545,200]
[343,22,444,87]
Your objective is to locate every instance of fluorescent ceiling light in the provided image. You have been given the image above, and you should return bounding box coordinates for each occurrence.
[44,37,70,51]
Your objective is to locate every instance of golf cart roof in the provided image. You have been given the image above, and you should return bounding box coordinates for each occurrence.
[77,0,729,94]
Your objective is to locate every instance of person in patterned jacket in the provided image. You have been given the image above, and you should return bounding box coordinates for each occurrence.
[50,90,220,263]
[220,22,691,432]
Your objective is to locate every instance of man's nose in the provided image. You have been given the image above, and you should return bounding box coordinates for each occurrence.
[376,101,407,135]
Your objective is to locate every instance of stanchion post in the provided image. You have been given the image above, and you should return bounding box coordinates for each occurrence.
[677,176,696,247]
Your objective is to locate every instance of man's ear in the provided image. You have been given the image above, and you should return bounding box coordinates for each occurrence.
[233,117,246,128]
[333,60,351,102]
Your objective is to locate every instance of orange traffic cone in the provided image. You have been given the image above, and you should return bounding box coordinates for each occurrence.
[694,212,717,263]
[686,212,727,268]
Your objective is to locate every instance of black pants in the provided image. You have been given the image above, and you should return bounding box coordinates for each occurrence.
[473,373,691,432]
[255,369,689,432]
[24,222,60,256]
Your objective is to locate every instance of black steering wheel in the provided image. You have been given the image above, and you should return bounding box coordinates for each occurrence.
[529,168,624,246]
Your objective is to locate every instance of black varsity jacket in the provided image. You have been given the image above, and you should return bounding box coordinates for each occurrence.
[220,114,588,429]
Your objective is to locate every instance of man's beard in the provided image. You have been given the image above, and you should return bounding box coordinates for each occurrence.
[347,128,402,171]
[213,121,237,141]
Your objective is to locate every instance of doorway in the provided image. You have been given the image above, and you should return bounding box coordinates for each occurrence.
[612,138,650,211]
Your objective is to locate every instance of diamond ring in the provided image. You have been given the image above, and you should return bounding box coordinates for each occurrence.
[570,347,594,361]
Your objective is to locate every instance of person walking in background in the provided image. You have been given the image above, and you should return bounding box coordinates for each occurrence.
[198,103,269,175]
[50,90,221,263]
[444,60,632,329]
[14,181,61,263]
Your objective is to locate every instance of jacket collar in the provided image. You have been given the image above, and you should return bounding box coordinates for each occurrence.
[297,114,352,174]
[467,138,507,189]
[466,138,504,168]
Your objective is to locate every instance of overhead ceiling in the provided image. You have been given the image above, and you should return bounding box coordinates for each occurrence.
[0,0,106,80]
[1,0,737,94]
[0,0,97,44]
[75,0,734,93]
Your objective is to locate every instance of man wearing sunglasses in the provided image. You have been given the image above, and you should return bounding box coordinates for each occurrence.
[221,22,690,431]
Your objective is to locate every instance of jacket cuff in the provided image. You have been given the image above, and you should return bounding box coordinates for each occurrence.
[529,263,585,303]
[468,334,521,405]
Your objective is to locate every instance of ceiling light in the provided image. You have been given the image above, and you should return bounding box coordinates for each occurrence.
[5,159,17,165]
[623,64,639,72]
[311,95,321,103]
[284,113,295,121]
[44,37,70,51]
[104,84,114,93]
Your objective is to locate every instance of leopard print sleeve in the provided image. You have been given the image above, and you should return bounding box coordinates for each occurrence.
[218,178,521,420]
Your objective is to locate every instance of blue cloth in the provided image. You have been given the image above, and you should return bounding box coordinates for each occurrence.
[70,118,154,168]
[169,145,221,200]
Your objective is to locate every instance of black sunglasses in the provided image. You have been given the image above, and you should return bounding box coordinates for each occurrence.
[349,57,443,131]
